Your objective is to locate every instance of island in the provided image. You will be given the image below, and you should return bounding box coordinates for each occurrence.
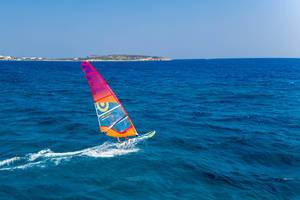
[0,54,171,61]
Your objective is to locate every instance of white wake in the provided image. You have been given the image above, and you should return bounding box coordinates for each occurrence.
[0,139,141,171]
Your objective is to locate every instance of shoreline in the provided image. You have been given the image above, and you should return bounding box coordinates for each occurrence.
[0,59,172,62]
[0,54,171,62]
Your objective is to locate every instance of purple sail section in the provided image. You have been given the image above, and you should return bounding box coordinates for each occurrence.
[81,61,111,102]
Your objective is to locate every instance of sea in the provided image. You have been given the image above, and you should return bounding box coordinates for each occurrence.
[0,59,300,200]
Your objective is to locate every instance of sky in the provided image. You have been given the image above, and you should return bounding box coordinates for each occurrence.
[0,0,300,59]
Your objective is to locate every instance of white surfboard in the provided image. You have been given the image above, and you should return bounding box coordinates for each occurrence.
[116,130,156,148]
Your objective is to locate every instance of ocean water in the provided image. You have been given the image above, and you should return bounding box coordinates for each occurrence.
[0,59,300,199]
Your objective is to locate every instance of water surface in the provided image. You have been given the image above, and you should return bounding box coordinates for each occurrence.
[0,59,300,199]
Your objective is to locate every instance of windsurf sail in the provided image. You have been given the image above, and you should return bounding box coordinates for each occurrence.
[81,61,138,138]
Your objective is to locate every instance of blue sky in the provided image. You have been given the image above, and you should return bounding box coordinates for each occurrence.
[0,0,299,58]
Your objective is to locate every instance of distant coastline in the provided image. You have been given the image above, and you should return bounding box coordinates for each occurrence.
[0,54,171,62]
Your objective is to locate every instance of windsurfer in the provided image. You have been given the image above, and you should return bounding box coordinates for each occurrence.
[117,137,129,143]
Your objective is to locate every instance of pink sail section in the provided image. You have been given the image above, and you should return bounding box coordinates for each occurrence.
[81,61,111,103]
[81,61,137,138]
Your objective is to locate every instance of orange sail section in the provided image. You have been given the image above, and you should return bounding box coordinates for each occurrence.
[81,61,137,138]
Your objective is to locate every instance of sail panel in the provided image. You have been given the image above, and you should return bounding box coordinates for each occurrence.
[81,61,112,102]
[106,125,136,138]
[112,117,131,132]
[95,101,119,117]
[99,106,126,128]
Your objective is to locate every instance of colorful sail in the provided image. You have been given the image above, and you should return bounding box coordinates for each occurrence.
[81,61,137,138]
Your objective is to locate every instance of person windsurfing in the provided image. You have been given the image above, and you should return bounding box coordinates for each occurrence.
[80,61,155,143]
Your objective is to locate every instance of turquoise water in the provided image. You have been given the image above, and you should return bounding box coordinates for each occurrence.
[0,59,300,199]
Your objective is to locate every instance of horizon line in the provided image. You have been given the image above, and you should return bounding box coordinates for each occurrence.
[1,53,300,60]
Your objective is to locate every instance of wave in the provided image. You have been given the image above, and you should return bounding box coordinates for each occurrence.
[0,139,142,171]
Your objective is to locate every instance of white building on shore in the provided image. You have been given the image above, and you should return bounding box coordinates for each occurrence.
[0,55,12,60]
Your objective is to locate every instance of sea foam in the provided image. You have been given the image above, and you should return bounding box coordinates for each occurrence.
[0,140,140,171]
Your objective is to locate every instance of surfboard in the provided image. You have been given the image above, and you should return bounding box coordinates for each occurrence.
[129,130,156,142]
[116,130,156,148]
[81,61,155,142]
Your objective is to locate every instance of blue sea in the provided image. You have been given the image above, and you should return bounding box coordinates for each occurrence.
[1,59,300,199]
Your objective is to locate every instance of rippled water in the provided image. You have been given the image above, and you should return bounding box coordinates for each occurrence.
[0,59,300,199]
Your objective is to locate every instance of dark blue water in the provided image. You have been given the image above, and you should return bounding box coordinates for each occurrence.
[1,59,300,199]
